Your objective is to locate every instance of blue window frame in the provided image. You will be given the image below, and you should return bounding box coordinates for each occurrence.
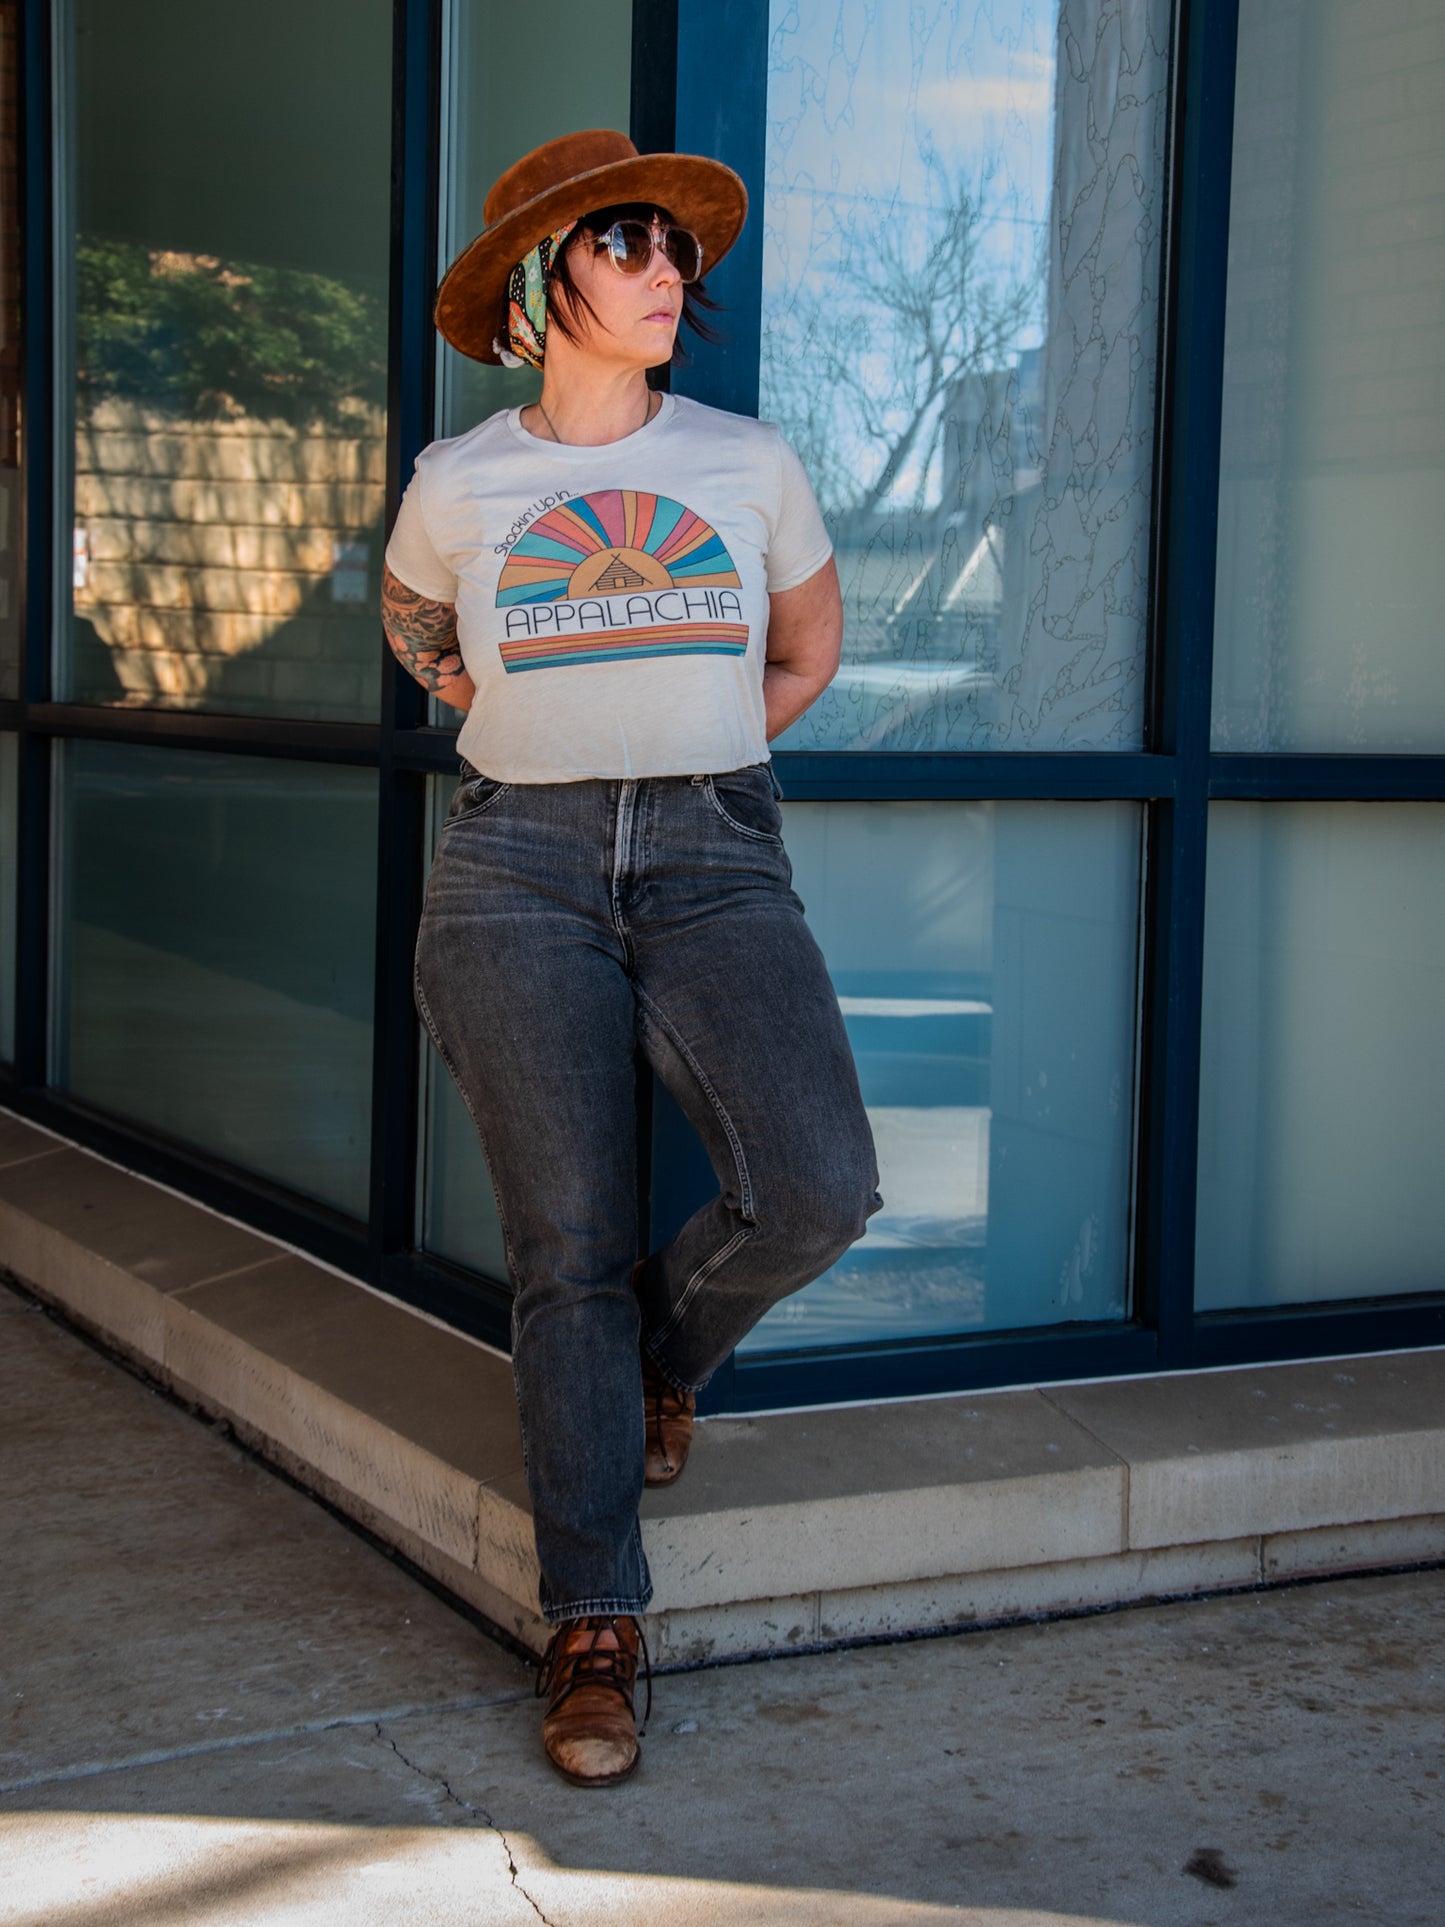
[3,0,1442,1410]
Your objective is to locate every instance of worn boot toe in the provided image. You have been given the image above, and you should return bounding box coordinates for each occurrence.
[537,1615,649,1788]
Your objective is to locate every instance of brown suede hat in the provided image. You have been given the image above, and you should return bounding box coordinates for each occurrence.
[435,129,747,365]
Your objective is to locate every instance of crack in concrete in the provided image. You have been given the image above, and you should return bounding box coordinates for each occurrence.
[376,1723,554,1927]
[0,1690,535,1797]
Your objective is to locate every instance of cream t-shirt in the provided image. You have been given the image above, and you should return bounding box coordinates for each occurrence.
[383,394,833,782]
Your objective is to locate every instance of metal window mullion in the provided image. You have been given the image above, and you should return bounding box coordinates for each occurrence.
[368,0,442,1275]
[1209,754,1445,801]
[1134,0,1240,1368]
[13,0,55,1091]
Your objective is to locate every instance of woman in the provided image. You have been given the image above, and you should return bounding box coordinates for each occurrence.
[381,130,880,1788]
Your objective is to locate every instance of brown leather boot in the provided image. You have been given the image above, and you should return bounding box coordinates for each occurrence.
[642,1348,696,1487]
[536,1614,650,1787]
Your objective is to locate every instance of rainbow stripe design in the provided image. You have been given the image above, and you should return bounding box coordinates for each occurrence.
[500,623,750,673]
[496,490,741,606]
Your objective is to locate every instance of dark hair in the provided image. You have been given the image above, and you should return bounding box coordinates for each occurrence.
[543,203,722,365]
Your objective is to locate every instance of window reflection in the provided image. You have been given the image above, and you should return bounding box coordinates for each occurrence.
[56,744,378,1216]
[743,800,1140,1349]
[61,1,392,719]
[0,2,20,701]
[761,0,1171,751]
[0,732,15,1059]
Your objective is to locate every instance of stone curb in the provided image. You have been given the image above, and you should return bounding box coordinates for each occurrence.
[2,1109,1442,1667]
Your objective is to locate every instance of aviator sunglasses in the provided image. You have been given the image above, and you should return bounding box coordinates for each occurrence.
[590,218,705,284]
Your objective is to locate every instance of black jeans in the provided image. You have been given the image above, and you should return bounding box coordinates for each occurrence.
[414,762,880,1620]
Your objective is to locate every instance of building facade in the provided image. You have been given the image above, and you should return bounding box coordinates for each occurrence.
[2,0,1442,1415]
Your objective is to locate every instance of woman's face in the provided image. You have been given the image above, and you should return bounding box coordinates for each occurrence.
[550,214,683,372]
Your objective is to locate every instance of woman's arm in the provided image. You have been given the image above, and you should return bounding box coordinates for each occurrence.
[380,563,477,713]
[762,557,844,740]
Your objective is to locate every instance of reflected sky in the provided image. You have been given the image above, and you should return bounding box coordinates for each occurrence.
[763,0,1172,753]
[763,0,1054,511]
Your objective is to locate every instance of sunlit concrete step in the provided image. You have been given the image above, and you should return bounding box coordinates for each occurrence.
[2,1109,1441,1666]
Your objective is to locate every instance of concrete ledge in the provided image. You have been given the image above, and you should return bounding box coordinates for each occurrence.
[3,1110,1442,1666]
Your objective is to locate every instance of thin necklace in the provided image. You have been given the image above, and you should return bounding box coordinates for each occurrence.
[535,389,655,445]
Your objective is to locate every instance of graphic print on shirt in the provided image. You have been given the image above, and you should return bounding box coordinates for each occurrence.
[495,489,745,673]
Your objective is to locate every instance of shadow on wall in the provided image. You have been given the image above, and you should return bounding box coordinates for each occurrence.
[69,398,387,722]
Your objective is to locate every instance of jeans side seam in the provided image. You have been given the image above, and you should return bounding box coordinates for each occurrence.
[650,1224,753,1358]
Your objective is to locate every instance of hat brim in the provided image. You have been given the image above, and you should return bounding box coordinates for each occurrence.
[434,154,748,365]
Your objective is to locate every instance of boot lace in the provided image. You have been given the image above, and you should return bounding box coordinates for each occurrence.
[535,1614,653,1727]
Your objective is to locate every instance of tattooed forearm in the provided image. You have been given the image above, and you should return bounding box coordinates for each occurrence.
[380,564,475,710]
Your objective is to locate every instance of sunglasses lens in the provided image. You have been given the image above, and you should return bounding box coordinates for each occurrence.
[667,229,703,282]
[605,221,703,283]
[609,222,656,273]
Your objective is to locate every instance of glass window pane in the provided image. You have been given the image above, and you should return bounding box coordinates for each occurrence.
[435,0,632,441]
[1196,803,1445,1309]
[1211,3,1445,750]
[742,800,1141,1350]
[419,782,508,1275]
[423,1049,509,1281]
[55,743,378,1217]
[0,3,20,701]
[59,1,392,719]
[759,0,1172,752]
[0,730,15,1059]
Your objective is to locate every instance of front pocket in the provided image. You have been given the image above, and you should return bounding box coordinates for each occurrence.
[446,771,511,825]
[702,769,784,843]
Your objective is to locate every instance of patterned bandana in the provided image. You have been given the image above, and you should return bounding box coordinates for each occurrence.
[494,222,576,369]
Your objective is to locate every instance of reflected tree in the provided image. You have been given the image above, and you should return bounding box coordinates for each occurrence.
[766,156,1040,526]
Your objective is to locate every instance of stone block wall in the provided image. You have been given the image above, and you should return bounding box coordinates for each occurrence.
[72,397,388,719]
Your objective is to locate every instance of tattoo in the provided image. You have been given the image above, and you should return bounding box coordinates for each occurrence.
[380,566,465,692]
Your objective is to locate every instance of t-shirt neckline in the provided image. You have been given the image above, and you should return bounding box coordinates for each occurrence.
[504,391,677,457]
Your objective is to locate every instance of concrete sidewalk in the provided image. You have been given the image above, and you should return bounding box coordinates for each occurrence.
[1,1277,1441,1927]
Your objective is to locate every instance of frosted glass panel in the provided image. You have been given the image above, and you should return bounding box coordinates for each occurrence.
[743,800,1140,1350]
[1196,804,1445,1308]
[1211,1,1445,750]
[56,743,377,1215]
[760,0,1171,751]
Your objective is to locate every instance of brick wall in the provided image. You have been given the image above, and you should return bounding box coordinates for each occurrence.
[72,397,387,719]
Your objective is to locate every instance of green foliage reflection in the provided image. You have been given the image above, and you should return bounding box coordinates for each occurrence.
[76,241,386,426]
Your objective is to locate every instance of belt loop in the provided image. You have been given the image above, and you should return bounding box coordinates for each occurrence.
[767,761,785,801]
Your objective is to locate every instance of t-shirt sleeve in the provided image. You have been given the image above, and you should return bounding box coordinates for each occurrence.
[765,432,834,594]
[384,463,459,603]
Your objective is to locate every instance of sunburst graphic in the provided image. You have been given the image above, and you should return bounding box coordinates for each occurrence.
[497,490,742,606]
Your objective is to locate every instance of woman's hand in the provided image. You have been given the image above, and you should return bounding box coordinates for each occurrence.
[762,557,844,740]
[381,563,477,712]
